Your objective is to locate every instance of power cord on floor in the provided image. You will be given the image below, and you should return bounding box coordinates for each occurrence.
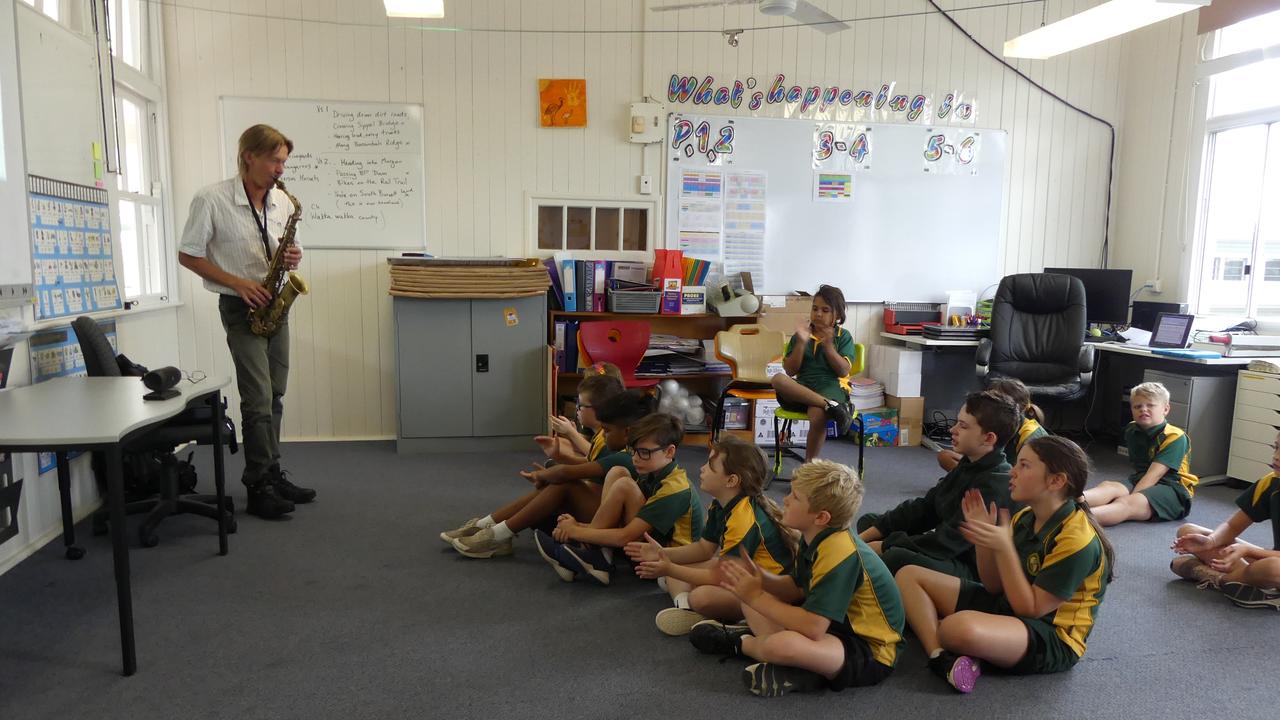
[924,410,956,446]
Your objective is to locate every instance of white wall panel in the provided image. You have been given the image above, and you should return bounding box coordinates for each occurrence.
[156,0,1147,441]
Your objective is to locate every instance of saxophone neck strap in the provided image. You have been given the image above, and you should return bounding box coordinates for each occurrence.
[243,180,272,261]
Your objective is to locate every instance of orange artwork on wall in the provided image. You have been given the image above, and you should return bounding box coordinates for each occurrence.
[539,79,587,127]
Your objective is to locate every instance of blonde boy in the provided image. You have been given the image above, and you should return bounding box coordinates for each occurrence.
[696,460,904,698]
[1084,382,1197,526]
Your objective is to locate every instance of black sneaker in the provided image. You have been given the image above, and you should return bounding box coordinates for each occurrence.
[562,543,613,586]
[269,467,316,504]
[245,482,295,519]
[928,650,982,693]
[741,662,827,697]
[689,619,750,656]
[825,401,852,436]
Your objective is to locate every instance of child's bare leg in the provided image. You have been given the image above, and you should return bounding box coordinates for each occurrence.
[491,490,540,524]
[1236,557,1280,590]
[1175,523,1234,565]
[662,558,716,603]
[588,467,644,531]
[938,611,1030,668]
[895,565,962,656]
[740,603,787,660]
[772,374,829,407]
[1083,481,1130,508]
[499,484,574,533]
[804,405,827,461]
[689,585,747,622]
[752,630,847,679]
[1090,492,1152,526]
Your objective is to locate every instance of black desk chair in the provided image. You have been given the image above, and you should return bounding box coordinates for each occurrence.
[72,317,238,547]
[975,273,1096,412]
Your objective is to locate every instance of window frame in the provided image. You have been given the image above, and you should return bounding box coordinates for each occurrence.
[1185,21,1280,321]
[525,193,658,260]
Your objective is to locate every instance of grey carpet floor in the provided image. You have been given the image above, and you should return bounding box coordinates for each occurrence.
[1,437,1278,719]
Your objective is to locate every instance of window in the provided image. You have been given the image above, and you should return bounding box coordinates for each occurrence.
[115,87,164,299]
[107,0,144,73]
[19,0,59,23]
[1193,12,1280,318]
[530,197,655,256]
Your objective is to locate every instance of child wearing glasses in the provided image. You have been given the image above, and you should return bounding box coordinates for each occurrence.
[536,413,705,586]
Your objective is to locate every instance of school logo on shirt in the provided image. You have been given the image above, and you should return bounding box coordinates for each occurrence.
[1026,553,1041,575]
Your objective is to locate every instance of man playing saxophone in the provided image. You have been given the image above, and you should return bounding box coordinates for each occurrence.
[178,124,316,519]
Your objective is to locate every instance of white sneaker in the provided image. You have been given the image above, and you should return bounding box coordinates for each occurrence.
[655,607,706,636]
[440,517,483,545]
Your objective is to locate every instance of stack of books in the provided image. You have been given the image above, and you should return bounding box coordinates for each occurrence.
[637,334,709,376]
[848,377,885,412]
[543,254,648,312]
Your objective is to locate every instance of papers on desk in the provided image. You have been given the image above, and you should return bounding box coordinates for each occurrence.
[1118,327,1151,345]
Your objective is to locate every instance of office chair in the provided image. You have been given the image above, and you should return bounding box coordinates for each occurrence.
[577,320,659,388]
[975,273,1096,405]
[71,317,237,547]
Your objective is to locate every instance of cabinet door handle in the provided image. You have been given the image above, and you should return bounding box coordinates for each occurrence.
[475,354,489,373]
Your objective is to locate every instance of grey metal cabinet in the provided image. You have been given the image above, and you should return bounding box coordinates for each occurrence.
[1141,368,1235,479]
[394,295,546,452]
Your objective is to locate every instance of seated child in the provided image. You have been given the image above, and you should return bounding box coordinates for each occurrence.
[857,390,1020,579]
[690,459,903,699]
[536,363,624,463]
[939,377,1047,473]
[536,413,705,586]
[1171,430,1280,609]
[443,385,647,558]
[895,436,1113,694]
[1083,382,1197,526]
[770,284,856,461]
[625,436,796,636]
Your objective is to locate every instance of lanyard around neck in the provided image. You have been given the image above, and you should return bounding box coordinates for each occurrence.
[244,181,272,261]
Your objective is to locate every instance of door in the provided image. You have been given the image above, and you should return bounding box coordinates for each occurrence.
[395,298,473,438]
[470,296,546,437]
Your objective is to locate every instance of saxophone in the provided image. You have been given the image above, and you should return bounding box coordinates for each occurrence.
[248,180,309,337]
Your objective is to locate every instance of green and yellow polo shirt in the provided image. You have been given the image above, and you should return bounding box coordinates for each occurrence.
[1010,502,1109,658]
[786,326,856,395]
[1125,421,1198,497]
[586,430,606,461]
[636,463,704,547]
[701,493,794,574]
[791,527,905,668]
[1236,472,1280,550]
[1004,417,1048,466]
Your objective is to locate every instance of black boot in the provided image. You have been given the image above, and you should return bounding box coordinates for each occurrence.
[269,466,317,504]
[246,482,295,519]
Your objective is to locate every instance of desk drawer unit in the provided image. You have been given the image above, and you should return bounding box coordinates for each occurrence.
[1141,369,1235,478]
[1228,370,1280,482]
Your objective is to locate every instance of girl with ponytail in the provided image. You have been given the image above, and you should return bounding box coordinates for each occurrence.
[896,435,1113,694]
[938,377,1048,472]
[626,436,798,637]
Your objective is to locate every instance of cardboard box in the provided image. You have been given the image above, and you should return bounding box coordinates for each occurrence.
[886,394,924,447]
[758,295,814,336]
[871,344,923,376]
[877,371,921,397]
[857,407,899,447]
[681,286,707,315]
[706,396,750,430]
[753,398,810,447]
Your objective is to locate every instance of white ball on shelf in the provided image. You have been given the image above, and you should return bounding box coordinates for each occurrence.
[660,379,680,397]
[686,406,705,426]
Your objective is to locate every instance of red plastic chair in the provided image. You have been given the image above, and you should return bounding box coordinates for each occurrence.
[577,320,659,388]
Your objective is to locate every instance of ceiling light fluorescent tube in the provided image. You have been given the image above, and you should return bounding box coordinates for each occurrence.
[384,0,445,19]
[1003,0,1209,60]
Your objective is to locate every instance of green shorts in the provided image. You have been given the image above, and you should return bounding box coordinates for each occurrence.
[955,581,1079,675]
[1125,479,1191,522]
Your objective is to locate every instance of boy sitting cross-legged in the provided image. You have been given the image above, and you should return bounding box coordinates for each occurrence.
[536,413,705,586]
[692,460,904,698]
[857,390,1021,579]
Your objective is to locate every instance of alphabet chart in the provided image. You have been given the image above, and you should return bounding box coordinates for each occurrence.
[27,176,122,321]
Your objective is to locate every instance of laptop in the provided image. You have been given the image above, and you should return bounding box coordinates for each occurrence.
[1140,312,1195,349]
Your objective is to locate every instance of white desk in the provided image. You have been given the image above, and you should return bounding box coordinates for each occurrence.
[1090,341,1252,366]
[0,375,230,676]
[879,331,981,348]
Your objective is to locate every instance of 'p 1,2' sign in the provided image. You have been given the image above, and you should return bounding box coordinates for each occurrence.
[672,117,735,165]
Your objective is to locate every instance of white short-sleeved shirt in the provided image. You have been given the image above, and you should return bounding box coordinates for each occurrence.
[179,177,300,296]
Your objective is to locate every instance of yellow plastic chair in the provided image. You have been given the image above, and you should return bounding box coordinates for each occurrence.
[773,342,866,485]
[711,324,786,442]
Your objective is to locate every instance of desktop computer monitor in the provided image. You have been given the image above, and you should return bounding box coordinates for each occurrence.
[1043,267,1133,326]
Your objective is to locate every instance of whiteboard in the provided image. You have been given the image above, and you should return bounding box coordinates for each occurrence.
[0,0,30,290]
[664,113,1007,302]
[220,97,427,249]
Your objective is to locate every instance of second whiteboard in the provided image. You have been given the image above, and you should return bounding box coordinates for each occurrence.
[220,97,426,249]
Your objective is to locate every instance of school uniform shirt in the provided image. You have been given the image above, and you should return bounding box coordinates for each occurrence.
[791,527,905,668]
[1236,472,1280,550]
[590,447,634,485]
[179,177,299,296]
[1009,502,1109,658]
[1004,417,1048,466]
[869,449,1013,564]
[636,463,705,547]
[1125,421,1198,498]
[701,493,794,574]
[586,430,607,461]
[785,326,856,399]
